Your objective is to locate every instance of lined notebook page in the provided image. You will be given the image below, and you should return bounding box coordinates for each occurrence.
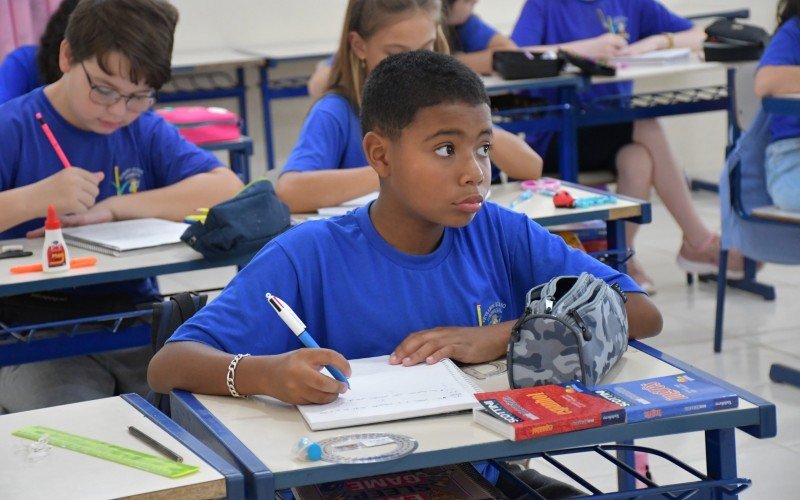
[297,356,481,431]
[62,219,189,256]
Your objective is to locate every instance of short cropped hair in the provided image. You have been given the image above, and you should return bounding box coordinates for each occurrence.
[65,0,179,90]
[360,50,489,140]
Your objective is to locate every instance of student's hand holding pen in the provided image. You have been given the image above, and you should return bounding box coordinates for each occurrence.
[254,349,351,405]
[31,168,104,216]
[558,33,628,62]
[389,321,515,367]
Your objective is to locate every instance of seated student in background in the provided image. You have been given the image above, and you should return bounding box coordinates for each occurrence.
[755,0,800,212]
[0,0,243,414]
[511,0,745,294]
[150,50,662,496]
[442,0,518,75]
[306,0,515,98]
[0,0,79,105]
[279,0,541,213]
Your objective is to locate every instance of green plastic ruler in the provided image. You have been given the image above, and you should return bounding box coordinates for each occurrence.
[13,425,199,479]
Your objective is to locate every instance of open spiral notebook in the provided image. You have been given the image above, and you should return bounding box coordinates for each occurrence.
[297,356,481,431]
[62,219,189,256]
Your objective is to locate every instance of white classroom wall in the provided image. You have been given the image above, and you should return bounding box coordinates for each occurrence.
[168,1,779,182]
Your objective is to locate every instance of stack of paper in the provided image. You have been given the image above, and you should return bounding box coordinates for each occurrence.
[611,48,691,66]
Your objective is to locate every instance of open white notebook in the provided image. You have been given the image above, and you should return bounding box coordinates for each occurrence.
[62,218,189,256]
[611,48,691,66]
[297,356,481,431]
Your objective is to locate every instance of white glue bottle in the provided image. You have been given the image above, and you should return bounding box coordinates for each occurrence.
[42,204,70,273]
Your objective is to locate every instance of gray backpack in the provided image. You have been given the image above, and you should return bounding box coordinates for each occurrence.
[507,273,628,388]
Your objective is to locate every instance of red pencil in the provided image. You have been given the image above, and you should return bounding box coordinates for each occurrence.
[35,112,71,169]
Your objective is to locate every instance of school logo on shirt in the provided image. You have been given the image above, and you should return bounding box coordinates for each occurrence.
[113,166,144,195]
[480,301,507,326]
[610,16,629,39]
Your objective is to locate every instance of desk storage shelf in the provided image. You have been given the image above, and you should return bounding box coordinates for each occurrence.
[0,309,152,367]
[272,444,750,500]
[492,103,572,135]
[579,85,730,127]
[490,443,750,499]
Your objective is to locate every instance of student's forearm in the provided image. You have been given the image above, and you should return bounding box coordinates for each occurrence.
[754,66,800,97]
[671,25,705,51]
[457,51,497,76]
[148,341,238,395]
[276,167,379,213]
[102,167,243,221]
[0,185,42,233]
[307,61,333,101]
[489,129,543,180]
[457,34,517,75]
[624,292,663,339]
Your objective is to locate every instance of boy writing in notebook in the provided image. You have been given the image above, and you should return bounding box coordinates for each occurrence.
[149,50,661,404]
[0,0,243,413]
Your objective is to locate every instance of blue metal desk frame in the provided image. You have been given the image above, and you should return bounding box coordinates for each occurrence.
[170,340,775,499]
[0,247,251,367]
[122,392,246,499]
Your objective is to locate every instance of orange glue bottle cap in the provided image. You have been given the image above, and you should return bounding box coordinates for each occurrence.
[45,204,61,230]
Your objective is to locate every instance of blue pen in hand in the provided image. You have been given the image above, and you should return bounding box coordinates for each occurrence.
[265,293,350,388]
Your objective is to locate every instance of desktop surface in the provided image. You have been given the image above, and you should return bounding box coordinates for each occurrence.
[0,396,226,500]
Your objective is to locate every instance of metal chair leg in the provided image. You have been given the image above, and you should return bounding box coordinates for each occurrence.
[714,249,729,353]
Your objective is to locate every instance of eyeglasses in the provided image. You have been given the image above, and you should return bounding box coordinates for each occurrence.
[81,62,156,112]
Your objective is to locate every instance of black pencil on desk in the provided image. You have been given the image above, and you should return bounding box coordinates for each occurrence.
[128,425,183,462]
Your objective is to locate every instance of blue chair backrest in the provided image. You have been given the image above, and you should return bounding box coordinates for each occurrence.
[720,109,800,264]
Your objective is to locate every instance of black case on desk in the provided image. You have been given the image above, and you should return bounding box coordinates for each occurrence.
[704,18,770,62]
[492,51,564,79]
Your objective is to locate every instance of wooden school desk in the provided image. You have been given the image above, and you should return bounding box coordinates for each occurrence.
[169,341,776,499]
[0,237,250,367]
[1,393,243,499]
[487,55,735,183]
[298,181,650,273]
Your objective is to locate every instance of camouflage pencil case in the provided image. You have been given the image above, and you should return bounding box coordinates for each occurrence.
[507,272,629,388]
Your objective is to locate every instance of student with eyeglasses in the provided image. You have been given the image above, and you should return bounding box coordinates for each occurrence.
[0,0,244,414]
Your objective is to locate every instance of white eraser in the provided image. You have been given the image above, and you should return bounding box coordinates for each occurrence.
[1,245,23,252]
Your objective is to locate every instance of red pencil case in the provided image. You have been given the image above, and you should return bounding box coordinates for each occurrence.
[156,106,241,145]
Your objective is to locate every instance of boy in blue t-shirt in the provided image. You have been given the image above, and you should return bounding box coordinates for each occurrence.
[754,0,800,211]
[149,50,661,407]
[0,0,243,413]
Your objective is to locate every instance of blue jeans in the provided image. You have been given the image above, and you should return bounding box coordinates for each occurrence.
[765,137,800,212]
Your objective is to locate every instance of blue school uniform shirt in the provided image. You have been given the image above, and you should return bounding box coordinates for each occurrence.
[0,88,221,299]
[0,45,41,105]
[759,17,800,143]
[285,92,506,180]
[282,93,367,173]
[169,201,640,357]
[169,200,640,484]
[511,0,692,153]
[454,15,498,53]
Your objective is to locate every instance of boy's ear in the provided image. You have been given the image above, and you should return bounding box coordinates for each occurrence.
[58,40,73,74]
[348,32,368,62]
[363,131,391,178]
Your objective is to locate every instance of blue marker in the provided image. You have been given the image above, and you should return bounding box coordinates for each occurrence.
[265,293,350,388]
